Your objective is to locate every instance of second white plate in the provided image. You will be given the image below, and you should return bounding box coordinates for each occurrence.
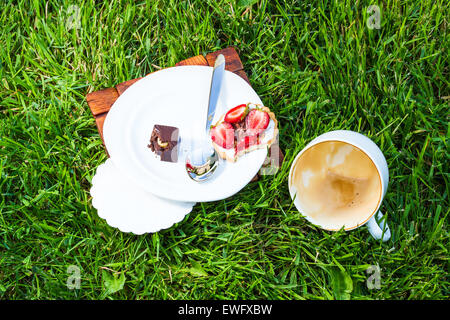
[90,159,195,234]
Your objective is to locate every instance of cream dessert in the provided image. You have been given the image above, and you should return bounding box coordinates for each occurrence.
[210,103,278,162]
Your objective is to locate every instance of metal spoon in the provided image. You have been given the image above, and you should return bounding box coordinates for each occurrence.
[185,54,226,182]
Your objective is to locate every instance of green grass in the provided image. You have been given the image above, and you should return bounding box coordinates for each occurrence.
[0,0,448,299]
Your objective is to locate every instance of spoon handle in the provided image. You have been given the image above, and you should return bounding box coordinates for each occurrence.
[205,54,226,133]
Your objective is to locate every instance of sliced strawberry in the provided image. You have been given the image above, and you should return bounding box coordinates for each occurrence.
[245,109,270,135]
[224,104,249,123]
[210,122,235,149]
[236,130,258,153]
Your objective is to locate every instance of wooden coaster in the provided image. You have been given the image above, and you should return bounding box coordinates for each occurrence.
[85,47,283,180]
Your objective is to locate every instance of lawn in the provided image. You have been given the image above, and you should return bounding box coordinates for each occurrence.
[0,0,448,299]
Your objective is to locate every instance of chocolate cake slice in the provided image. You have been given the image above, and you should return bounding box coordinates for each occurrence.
[148,124,179,162]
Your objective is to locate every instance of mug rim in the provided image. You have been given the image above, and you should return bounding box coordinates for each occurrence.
[288,138,383,231]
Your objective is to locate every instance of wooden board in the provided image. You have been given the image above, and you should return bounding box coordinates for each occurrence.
[85,47,283,181]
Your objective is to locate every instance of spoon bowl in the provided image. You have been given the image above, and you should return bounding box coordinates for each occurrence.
[185,143,219,182]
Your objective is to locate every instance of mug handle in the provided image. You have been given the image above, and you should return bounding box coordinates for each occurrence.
[367,211,391,242]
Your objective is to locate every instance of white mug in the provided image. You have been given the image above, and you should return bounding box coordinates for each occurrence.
[288,130,391,241]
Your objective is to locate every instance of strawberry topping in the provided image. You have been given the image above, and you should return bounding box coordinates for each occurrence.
[224,104,249,123]
[211,104,273,158]
[236,130,258,153]
[210,122,234,149]
[245,109,270,136]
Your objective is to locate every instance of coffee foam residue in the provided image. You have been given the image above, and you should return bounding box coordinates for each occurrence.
[302,169,314,187]
[291,141,382,230]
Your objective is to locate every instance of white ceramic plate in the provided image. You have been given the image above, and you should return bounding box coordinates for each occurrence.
[90,159,195,235]
[103,66,266,202]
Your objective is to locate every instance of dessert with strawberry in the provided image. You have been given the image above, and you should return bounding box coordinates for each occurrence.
[210,103,278,162]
